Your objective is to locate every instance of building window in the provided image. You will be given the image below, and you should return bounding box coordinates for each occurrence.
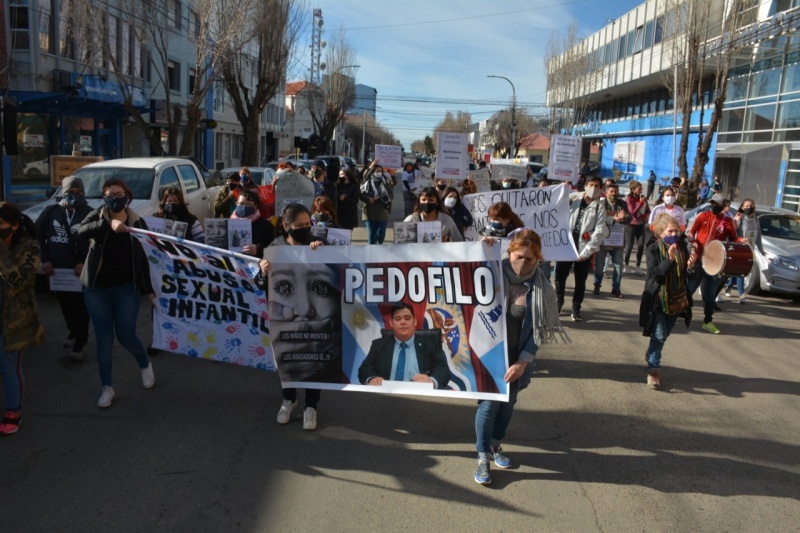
[60,0,76,60]
[626,30,635,57]
[744,104,777,131]
[39,0,55,54]
[644,20,654,50]
[632,26,644,54]
[213,81,225,113]
[654,16,665,45]
[749,69,782,98]
[10,2,31,51]
[169,0,182,29]
[188,69,196,95]
[618,35,627,61]
[191,10,200,38]
[777,100,800,129]
[720,108,746,132]
[167,60,180,92]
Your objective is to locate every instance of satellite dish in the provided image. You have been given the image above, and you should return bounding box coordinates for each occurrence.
[319,62,326,71]
[318,19,324,27]
[320,41,326,49]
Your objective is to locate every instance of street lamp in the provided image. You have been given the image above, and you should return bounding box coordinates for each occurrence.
[487,75,516,158]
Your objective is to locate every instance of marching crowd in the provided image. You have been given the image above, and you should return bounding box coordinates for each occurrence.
[0,158,759,486]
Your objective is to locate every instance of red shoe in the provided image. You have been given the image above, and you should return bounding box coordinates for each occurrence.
[0,411,21,435]
[647,370,661,390]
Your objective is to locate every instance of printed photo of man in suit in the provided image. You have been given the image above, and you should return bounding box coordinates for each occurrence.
[358,302,451,389]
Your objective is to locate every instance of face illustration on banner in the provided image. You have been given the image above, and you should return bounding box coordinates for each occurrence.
[395,224,417,243]
[269,262,343,383]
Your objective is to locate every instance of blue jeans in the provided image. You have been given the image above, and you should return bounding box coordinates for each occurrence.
[365,220,387,244]
[0,350,24,411]
[475,379,520,453]
[594,247,624,292]
[727,276,744,296]
[645,310,679,369]
[84,282,150,387]
[688,268,719,323]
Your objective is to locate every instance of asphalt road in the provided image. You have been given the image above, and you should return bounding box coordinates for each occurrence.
[2,178,799,532]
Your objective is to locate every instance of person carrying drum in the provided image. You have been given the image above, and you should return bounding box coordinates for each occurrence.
[685,194,748,334]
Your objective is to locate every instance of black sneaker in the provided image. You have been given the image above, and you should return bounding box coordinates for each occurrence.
[557,301,564,315]
[592,285,601,295]
[571,310,583,321]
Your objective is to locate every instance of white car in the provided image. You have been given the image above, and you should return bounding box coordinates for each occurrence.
[24,158,50,178]
[24,157,222,223]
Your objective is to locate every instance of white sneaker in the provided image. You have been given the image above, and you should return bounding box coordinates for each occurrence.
[97,386,115,408]
[141,363,155,389]
[303,407,318,431]
[277,400,296,424]
[725,288,731,297]
[739,296,747,304]
[716,294,725,303]
[623,265,632,274]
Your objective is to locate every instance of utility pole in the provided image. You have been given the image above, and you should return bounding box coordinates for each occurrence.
[487,75,516,157]
[361,110,367,165]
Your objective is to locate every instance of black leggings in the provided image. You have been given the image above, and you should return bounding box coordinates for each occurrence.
[624,224,646,267]
[283,388,320,409]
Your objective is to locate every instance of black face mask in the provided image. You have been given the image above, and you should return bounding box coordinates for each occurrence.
[164,202,184,216]
[420,203,437,214]
[436,184,446,191]
[0,227,13,240]
[711,205,724,215]
[64,194,87,208]
[744,207,755,215]
[287,226,311,244]
[104,195,128,213]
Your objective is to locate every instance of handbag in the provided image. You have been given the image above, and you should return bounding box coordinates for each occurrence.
[666,285,689,315]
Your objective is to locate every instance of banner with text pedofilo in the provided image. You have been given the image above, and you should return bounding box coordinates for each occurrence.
[129,229,275,371]
[263,242,510,401]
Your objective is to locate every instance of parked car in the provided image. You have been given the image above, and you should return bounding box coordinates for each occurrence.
[23,157,222,223]
[313,155,346,182]
[344,157,358,173]
[685,202,800,296]
[24,158,50,178]
[527,162,546,177]
[215,167,276,186]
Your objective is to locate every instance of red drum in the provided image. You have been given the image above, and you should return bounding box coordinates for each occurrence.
[702,240,753,276]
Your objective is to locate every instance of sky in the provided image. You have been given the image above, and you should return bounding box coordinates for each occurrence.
[294,0,644,150]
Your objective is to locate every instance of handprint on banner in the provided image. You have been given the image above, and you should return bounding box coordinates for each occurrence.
[224,338,242,354]
[202,346,218,358]
[185,347,199,357]
[165,336,179,351]
[205,331,216,344]
[248,345,266,357]
[225,324,240,335]
[187,331,201,347]
[162,322,179,333]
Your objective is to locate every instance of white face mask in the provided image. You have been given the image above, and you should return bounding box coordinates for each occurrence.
[663,195,676,205]
[585,186,598,199]
[443,197,457,208]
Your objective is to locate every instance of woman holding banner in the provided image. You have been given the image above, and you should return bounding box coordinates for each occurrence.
[360,161,394,244]
[78,179,155,409]
[231,189,274,257]
[257,203,328,431]
[474,230,567,485]
[403,187,463,242]
[153,187,206,243]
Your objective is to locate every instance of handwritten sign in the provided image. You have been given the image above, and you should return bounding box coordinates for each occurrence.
[549,135,582,185]
[490,159,527,182]
[274,170,315,212]
[375,144,402,169]
[466,169,491,192]
[436,132,469,181]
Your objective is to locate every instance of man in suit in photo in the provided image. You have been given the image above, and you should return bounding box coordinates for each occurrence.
[358,303,451,389]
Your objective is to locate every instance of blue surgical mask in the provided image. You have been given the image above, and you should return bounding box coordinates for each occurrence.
[104,195,127,213]
[663,235,680,245]
[489,221,505,230]
[235,205,256,218]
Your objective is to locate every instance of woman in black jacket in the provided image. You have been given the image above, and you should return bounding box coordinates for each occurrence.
[639,213,696,391]
[335,168,359,230]
[78,179,155,409]
[230,188,274,257]
[441,186,473,238]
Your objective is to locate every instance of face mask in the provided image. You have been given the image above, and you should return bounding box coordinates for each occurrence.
[744,207,755,215]
[585,186,598,199]
[663,195,676,205]
[313,169,325,180]
[502,182,512,189]
[420,203,437,214]
[489,220,506,230]
[663,235,680,245]
[436,184,446,191]
[0,227,12,240]
[235,205,256,218]
[164,202,183,215]
[104,195,127,213]
[287,226,311,244]
[443,197,457,209]
[241,178,252,188]
[711,205,724,215]
[313,213,331,224]
[510,258,535,277]
[64,194,86,208]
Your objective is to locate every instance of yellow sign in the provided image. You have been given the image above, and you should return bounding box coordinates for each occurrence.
[50,155,104,186]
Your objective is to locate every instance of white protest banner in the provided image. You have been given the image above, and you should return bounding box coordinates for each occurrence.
[311,226,352,245]
[549,134,582,184]
[436,132,469,181]
[204,219,229,249]
[129,229,275,371]
[467,169,491,192]
[418,167,434,189]
[418,221,442,242]
[461,183,579,262]
[490,158,528,183]
[604,223,625,247]
[143,216,188,239]
[275,170,315,211]
[375,144,403,169]
[228,219,252,253]
[263,242,509,401]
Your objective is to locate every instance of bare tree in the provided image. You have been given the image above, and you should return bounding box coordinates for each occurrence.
[544,22,603,135]
[221,0,307,166]
[71,0,250,155]
[660,0,754,204]
[486,108,539,157]
[410,139,426,154]
[342,113,400,161]
[432,111,472,152]
[305,28,358,154]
